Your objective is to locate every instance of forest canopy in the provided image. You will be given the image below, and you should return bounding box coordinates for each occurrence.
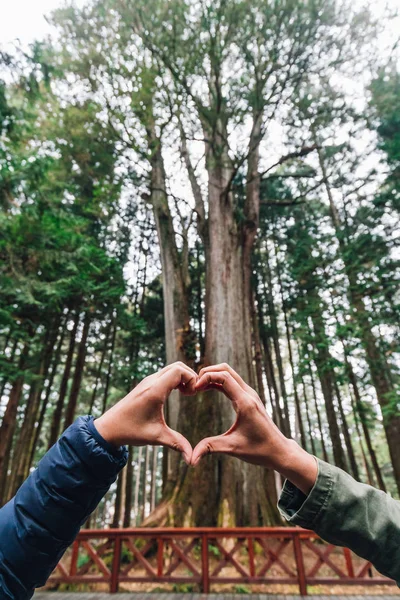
[0,0,399,528]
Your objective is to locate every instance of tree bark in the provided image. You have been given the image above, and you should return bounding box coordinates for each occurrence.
[334,380,359,480]
[30,316,68,466]
[63,312,91,431]
[123,446,134,528]
[150,446,158,512]
[0,341,30,505]
[8,322,59,498]
[134,447,143,525]
[48,311,79,448]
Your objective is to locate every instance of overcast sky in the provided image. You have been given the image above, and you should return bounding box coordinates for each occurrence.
[1,0,400,48]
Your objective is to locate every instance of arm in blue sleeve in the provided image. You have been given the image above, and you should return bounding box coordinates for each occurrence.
[0,415,127,599]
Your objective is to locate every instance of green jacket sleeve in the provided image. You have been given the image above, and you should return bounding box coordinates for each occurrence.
[278,457,400,585]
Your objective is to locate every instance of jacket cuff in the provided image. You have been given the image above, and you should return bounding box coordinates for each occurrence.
[88,416,127,458]
[278,457,335,528]
[65,416,128,484]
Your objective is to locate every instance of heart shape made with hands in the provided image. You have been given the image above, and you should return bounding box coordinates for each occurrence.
[96,360,278,470]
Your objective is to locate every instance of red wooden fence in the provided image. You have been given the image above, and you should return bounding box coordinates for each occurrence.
[48,527,395,594]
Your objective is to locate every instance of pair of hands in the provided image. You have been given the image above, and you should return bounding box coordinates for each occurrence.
[95,361,291,471]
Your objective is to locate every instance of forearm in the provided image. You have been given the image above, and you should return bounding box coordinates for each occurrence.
[278,457,400,584]
[269,438,318,495]
[0,416,127,599]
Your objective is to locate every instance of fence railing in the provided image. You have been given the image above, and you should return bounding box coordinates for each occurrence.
[48,527,395,594]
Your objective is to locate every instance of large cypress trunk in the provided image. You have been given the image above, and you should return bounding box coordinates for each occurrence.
[161,118,281,526]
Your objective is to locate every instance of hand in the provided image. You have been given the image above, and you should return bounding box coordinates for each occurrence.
[94,362,197,464]
[191,363,317,494]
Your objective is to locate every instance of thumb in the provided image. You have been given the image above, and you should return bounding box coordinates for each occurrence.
[191,434,233,467]
[159,426,193,465]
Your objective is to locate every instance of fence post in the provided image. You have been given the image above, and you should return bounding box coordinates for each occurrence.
[293,534,307,596]
[70,540,79,576]
[201,533,209,593]
[344,547,355,577]
[157,537,164,577]
[110,536,121,593]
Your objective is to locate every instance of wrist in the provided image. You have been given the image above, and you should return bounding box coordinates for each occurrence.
[94,411,127,448]
[273,439,318,495]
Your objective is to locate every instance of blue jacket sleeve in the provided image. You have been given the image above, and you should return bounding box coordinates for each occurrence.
[0,415,128,599]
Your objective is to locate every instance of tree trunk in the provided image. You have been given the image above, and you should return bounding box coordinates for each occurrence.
[141,445,150,522]
[63,312,91,431]
[101,316,117,414]
[166,117,281,527]
[334,380,359,480]
[112,470,124,528]
[150,446,158,512]
[251,291,267,406]
[0,337,18,421]
[300,374,316,455]
[346,357,386,491]
[308,317,347,471]
[308,359,329,463]
[89,319,111,415]
[30,316,68,466]
[264,256,291,437]
[0,341,30,505]
[48,311,79,448]
[134,447,143,525]
[123,446,134,528]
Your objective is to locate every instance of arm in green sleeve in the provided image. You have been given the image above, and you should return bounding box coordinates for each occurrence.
[278,457,400,584]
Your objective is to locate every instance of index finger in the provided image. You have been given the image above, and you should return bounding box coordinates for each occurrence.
[159,362,198,396]
[199,363,256,397]
[195,370,247,411]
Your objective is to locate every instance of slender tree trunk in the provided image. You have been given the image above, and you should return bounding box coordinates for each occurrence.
[307,360,329,463]
[308,319,347,471]
[349,389,375,486]
[63,312,91,431]
[123,446,134,528]
[89,319,111,415]
[101,316,117,414]
[251,290,267,405]
[272,231,307,447]
[347,359,387,491]
[8,323,59,498]
[0,342,30,505]
[334,380,359,479]
[300,374,316,456]
[141,445,150,522]
[112,470,124,528]
[150,446,158,512]
[0,337,18,421]
[30,316,68,466]
[264,256,291,437]
[134,447,143,525]
[48,311,80,448]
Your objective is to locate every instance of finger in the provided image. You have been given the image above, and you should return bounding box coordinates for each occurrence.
[191,434,234,467]
[199,363,256,397]
[195,371,247,410]
[157,361,196,380]
[199,363,247,390]
[159,426,193,465]
[161,363,198,395]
